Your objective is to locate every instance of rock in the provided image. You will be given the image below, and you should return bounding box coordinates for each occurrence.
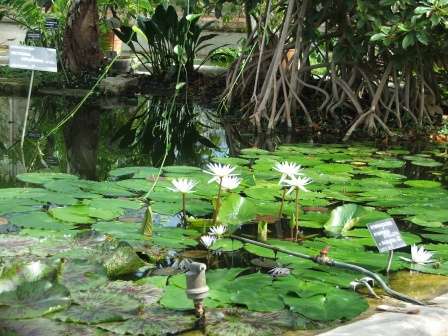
[100,75,139,96]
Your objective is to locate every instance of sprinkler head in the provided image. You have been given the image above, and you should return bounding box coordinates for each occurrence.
[185,262,209,317]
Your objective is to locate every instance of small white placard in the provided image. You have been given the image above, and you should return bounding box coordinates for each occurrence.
[367,218,406,253]
[9,45,57,73]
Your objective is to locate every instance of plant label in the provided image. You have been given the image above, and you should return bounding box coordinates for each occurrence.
[367,219,406,253]
[45,18,59,29]
[25,30,42,41]
[9,45,57,73]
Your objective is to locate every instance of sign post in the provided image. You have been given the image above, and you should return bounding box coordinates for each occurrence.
[367,218,406,274]
[8,45,57,148]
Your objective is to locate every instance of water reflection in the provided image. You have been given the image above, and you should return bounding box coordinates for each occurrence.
[0,94,227,185]
[112,96,219,167]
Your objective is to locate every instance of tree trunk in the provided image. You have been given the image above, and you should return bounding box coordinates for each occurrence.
[63,0,103,74]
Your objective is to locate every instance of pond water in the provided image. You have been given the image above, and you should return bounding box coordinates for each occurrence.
[0,92,448,335]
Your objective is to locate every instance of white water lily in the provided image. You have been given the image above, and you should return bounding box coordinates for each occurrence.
[209,225,227,237]
[204,163,237,183]
[220,175,241,190]
[274,161,304,184]
[200,235,216,248]
[168,178,197,193]
[268,267,290,277]
[283,175,313,195]
[400,245,434,264]
[23,261,46,281]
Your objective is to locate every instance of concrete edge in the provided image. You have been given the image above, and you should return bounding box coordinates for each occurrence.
[318,293,448,336]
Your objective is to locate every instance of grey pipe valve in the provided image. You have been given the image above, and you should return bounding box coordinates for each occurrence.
[185,262,209,317]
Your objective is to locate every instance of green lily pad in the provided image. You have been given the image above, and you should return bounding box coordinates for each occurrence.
[404,180,441,188]
[210,238,243,252]
[0,279,71,319]
[109,166,160,179]
[9,212,75,231]
[324,204,386,236]
[16,172,79,185]
[53,289,141,324]
[60,259,108,292]
[244,244,276,258]
[217,194,256,226]
[410,159,443,167]
[283,289,368,321]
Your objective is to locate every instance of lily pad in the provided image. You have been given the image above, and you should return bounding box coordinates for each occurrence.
[9,212,76,231]
[210,238,243,252]
[0,279,71,319]
[16,172,79,185]
[404,180,441,188]
[53,289,141,324]
[283,289,368,321]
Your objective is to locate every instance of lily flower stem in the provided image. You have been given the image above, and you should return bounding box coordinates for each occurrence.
[278,188,286,219]
[295,188,300,241]
[212,177,223,225]
[182,193,187,228]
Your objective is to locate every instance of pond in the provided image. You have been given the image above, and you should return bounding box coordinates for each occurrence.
[0,92,448,335]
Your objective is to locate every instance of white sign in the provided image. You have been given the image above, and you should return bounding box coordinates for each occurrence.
[367,219,406,253]
[9,45,57,72]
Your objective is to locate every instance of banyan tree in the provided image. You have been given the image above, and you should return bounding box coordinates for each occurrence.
[222,0,448,139]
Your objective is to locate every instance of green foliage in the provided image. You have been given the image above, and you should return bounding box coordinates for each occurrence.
[210,46,242,66]
[114,4,219,78]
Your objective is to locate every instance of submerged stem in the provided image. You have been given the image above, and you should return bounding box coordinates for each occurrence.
[182,193,187,228]
[295,188,300,241]
[278,188,286,218]
[212,177,223,225]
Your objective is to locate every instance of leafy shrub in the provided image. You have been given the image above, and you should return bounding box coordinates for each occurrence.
[114,4,219,79]
[210,46,241,67]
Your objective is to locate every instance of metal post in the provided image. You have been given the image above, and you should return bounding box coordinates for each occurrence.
[386,250,394,274]
[21,70,35,149]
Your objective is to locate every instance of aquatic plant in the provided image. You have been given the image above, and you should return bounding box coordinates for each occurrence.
[283,175,313,240]
[273,161,304,184]
[209,225,227,238]
[1,142,447,331]
[220,175,242,191]
[400,245,435,264]
[204,163,238,224]
[168,178,197,226]
[204,163,237,183]
[274,161,304,219]
[200,235,216,249]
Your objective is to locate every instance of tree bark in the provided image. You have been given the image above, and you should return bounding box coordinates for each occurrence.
[63,0,103,74]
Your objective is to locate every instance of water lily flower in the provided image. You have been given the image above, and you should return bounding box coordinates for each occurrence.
[209,225,227,237]
[268,267,290,277]
[200,235,216,249]
[400,245,434,264]
[24,261,45,281]
[220,175,241,190]
[204,163,237,183]
[283,175,313,195]
[274,161,304,184]
[168,178,197,193]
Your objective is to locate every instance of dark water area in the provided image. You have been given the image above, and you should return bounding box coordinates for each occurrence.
[1,93,446,188]
[0,94,226,186]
